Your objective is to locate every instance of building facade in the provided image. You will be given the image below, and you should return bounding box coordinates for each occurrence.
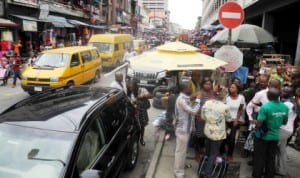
[201,0,300,65]
[0,0,137,58]
[142,0,168,29]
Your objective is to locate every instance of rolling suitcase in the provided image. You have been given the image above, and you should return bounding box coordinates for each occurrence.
[197,155,227,178]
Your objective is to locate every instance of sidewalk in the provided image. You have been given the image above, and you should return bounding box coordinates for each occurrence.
[147,130,300,178]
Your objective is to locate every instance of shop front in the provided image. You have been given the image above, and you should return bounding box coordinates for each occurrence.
[0,18,19,58]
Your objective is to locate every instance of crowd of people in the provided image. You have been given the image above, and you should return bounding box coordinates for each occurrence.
[110,72,153,146]
[0,52,23,88]
[157,70,300,178]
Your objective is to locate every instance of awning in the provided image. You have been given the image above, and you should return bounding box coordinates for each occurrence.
[46,15,74,28]
[10,14,74,28]
[89,25,107,29]
[0,18,19,27]
[68,19,90,27]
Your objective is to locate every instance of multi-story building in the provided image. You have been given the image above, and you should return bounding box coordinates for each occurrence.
[142,0,168,28]
[201,0,300,65]
[0,0,137,57]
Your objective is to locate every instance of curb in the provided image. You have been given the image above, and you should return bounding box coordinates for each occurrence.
[145,129,166,178]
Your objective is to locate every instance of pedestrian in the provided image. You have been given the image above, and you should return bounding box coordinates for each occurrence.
[245,79,281,165]
[110,72,127,94]
[174,80,201,178]
[221,83,246,161]
[28,52,37,65]
[275,86,297,176]
[123,48,137,64]
[252,88,288,178]
[0,54,10,85]
[127,79,152,146]
[194,77,214,161]
[201,85,231,178]
[12,40,22,57]
[12,53,22,88]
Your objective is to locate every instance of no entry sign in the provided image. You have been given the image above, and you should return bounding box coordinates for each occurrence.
[218,2,244,29]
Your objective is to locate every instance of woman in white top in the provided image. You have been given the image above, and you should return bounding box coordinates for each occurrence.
[222,83,246,161]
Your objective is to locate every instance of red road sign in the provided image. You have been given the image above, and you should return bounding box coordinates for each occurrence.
[218,2,244,29]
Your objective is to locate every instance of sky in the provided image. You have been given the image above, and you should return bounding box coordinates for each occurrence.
[168,0,203,29]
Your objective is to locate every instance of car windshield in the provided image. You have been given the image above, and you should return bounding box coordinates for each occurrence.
[89,42,113,53]
[34,53,70,68]
[0,124,76,178]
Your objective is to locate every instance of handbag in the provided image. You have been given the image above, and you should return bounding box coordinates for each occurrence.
[255,121,268,138]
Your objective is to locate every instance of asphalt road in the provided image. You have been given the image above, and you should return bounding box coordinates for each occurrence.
[0,69,163,178]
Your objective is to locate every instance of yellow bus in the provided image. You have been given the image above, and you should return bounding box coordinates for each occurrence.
[88,34,133,67]
[21,46,102,94]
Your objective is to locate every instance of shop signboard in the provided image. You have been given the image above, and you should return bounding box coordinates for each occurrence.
[214,45,243,72]
[23,20,37,32]
[39,4,49,20]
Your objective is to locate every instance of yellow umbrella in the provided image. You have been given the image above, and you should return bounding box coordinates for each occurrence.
[129,41,227,71]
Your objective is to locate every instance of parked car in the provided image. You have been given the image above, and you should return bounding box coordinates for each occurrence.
[0,86,140,178]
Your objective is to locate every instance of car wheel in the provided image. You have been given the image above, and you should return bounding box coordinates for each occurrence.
[125,138,139,170]
[93,70,101,83]
[66,81,74,88]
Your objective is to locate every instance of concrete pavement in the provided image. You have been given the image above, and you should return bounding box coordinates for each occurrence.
[146,129,300,178]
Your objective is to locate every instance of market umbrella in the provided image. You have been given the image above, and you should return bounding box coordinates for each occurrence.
[129,41,227,71]
[209,24,275,46]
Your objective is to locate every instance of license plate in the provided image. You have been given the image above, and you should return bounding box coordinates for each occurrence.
[34,86,42,91]
[140,80,147,84]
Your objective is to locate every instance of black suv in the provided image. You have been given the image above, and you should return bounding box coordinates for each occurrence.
[0,86,140,178]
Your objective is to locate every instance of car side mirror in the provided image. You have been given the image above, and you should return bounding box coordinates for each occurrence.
[80,169,103,178]
[71,61,80,67]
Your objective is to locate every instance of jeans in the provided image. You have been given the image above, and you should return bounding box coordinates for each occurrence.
[13,70,21,85]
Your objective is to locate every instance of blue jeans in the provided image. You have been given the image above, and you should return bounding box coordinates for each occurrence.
[13,70,21,85]
[203,139,222,178]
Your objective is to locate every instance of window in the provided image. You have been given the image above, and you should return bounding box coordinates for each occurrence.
[70,53,80,66]
[80,51,92,63]
[124,42,133,50]
[90,49,100,60]
[76,118,104,173]
[100,98,126,141]
[114,44,119,51]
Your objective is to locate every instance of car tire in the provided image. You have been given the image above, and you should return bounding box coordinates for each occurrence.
[93,70,101,83]
[66,81,74,88]
[125,137,139,170]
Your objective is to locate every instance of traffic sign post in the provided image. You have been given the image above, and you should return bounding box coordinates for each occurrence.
[218,2,244,45]
[218,2,244,29]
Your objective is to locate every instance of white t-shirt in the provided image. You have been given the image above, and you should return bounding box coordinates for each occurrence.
[123,51,137,63]
[225,94,246,122]
[246,89,269,121]
[281,100,297,133]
